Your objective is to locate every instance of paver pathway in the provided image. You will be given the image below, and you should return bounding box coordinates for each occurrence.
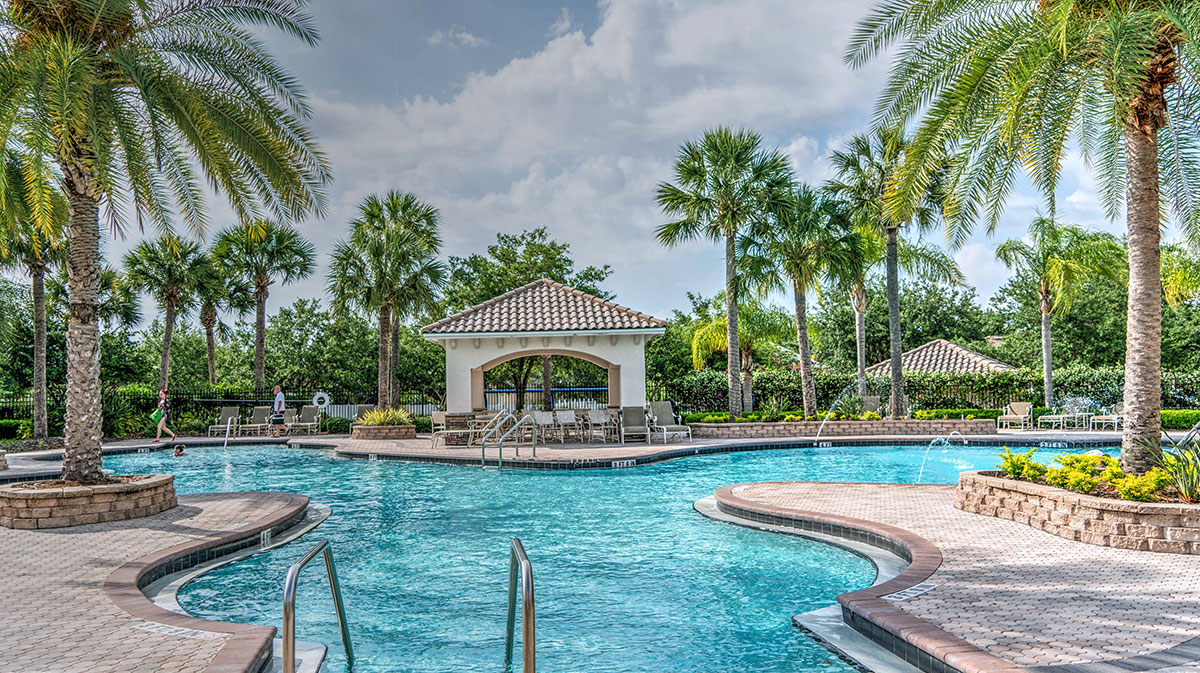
[723,482,1200,670]
[0,491,305,673]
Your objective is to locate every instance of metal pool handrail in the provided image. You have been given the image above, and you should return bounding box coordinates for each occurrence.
[504,537,535,673]
[497,414,535,469]
[481,412,517,467]
[282,539,354,673]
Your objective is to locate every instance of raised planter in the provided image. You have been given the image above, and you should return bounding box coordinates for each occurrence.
[956,470,1200,553]
[690,418,996,439]
[351,424,416,440]
[0,474,176,530]
[0,450,6,470]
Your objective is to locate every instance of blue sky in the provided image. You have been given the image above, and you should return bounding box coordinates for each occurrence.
[94,0,1146,324]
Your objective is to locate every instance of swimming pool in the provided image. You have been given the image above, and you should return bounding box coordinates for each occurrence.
[105,442,1105,673]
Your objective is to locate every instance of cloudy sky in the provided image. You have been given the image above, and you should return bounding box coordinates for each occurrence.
[99,0,1133,324]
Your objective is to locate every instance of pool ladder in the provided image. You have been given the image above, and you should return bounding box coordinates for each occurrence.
[282,539,354,673]
[505,537,536,673]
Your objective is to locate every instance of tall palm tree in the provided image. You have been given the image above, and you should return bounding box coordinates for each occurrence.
[740,184,865,416]
[824,129,942,417]
[996,216,1125,406]
[48,265,142,333]
[691,300,794,411]
[214,222,316,390]
[0,1,329,482]
[327,193,445,409]
[195,256,253,385]
[848,0,1200,471]
[123,237,217,389]
[656,127,793,418]
[0,152,67,439]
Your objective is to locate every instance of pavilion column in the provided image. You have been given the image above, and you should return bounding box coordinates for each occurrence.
[470,367,485,411]
[607,365,621,409]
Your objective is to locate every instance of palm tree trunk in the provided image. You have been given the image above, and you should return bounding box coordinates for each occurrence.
[541,355,553,411]
[159,302,175,390]
[1121,124,1163,473]
[254,285,267,390]
[201,303,217,385]
[60,176,104,483]
[389,318,400,404]
[1040,295,1054,407]
[725,233,742,418]
[885,226,906,418]
[31,264,47,439]
[377,303,391,409]
[742,356,753,412]
[852,283,868,401]
[794,279,816,416]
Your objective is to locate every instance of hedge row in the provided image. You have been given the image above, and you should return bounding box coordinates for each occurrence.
[0,419,29,440]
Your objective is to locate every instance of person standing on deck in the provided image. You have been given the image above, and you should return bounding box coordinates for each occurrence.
[272,385,287,438]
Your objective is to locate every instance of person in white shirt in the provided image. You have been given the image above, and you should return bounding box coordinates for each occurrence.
[272,385,287,437]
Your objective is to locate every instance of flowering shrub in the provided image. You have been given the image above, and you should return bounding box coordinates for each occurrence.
[995,449,1172,502]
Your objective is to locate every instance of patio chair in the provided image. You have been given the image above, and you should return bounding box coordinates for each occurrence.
[554,409,583,442]
[863,396,881,415]
[1090,402,1124,431]
[585,409,618,443]
[207,406,240,437]
[649,401,691,444]
[533,410,561,443]
[350,404,375,428]
[241,406,272,436]
[293,405,321,434]
[620,406,651,444]
[996,402,1033,430]
[1038,399,1084,430]
[431,411,446,435]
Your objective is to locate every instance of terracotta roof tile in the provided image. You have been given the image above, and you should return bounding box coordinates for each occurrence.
[865,339,1014,375]
[421,278,666,334]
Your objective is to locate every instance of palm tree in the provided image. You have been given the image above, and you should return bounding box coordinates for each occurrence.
[656,127,793,418]
[0,153,67,439]
[195,257,253,385]
[740,184,865,416]
[848,0,1200,471]
[0,1,329,482]
[47,265,143,332]
[123,237,217,389]
[824,129,942,417]
[691,300,794,410]
[327,193,445,409]
[214,222,316,390]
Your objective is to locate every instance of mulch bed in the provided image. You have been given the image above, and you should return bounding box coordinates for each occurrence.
[14,474,153,490]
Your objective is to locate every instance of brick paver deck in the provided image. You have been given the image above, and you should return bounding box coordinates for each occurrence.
[0,491,307,673]
[718,482,1200,671]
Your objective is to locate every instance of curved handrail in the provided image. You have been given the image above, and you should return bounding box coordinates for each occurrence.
[504,538,535,673]
[222,416,235,450]
[497,414,535,469]
[282,539,354,673]
[480,412,516,467]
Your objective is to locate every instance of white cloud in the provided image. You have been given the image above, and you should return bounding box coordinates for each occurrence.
[954,243,1010,302]
[426,26,489,48]
[547,7,574,38]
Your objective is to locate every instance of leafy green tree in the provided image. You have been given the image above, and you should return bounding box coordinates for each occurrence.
[995,216,1125,406]
[442,228,612,410]
[690,300,794,410]
[740,184,864,415]
[849,0,1200,469]
[0,152,67,437]
[825,128,942,417]
[0,0,329,482]
[328,192,445,409]
[214,222,317,390]
[123,237,217,389]
[656,127,793,418]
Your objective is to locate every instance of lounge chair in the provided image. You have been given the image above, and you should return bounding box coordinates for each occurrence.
[350,404,375,428]
[1090,402,1123,431]
[620,406,651,444]
[554,409,582,442]
[863,396,881,415]
[208,406,240,437]
[996,402,1033,430]
[293,405,321,434]
[1038,399,1084,430]
[649,401,691,443]
[241,406,272,436]
[585,409,618,443]
[533,411,561,443]
[431,411,446,435]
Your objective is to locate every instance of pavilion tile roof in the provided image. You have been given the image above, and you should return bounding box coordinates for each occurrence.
[421,278,666,335]
[865,339,1015,375]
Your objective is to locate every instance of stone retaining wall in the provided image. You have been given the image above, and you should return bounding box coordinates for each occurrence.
[0,474,176,529]
[351,424,417,440]
[691,418,997,438]
[956,470,1200,554]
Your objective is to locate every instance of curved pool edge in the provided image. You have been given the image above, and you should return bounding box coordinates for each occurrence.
[712,483,1026,673]
[102,492,311,673]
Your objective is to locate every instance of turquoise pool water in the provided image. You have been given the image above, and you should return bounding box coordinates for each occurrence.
[104,443,1105,673]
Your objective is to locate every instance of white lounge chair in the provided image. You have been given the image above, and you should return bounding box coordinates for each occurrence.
[532,411,561,443]
[649,401,691,443]
[996,402,1033,430]
[620,407,651,444]
[585,409,618,443]
[1090,402,1123,431]
[554,409,583,442]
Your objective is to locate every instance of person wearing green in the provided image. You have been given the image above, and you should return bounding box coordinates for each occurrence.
[153,389,177,443]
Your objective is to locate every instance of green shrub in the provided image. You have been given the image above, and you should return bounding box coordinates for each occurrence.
[413,416,432,433]
[1161,409,1200,430]
[1045,466,1098,493]
[0,420,25,439]
[862,411,881,421]
[1114,469,1171,502]
[997,447,1047,480]
[359,408,414,426]
[321,416,351,434]
[913,408,1003,420]
[1152,435,1200,503]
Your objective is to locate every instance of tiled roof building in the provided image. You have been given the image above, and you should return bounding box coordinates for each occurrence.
[865,339,1014,375]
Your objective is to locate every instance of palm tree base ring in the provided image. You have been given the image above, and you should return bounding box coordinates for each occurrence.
[0,474,176,529]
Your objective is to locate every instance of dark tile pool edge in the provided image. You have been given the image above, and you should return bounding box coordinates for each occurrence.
[713,484,1025,673]
[102,492,310,673]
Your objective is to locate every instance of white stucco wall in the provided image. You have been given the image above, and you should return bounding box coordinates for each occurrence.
[426,330,662,413]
